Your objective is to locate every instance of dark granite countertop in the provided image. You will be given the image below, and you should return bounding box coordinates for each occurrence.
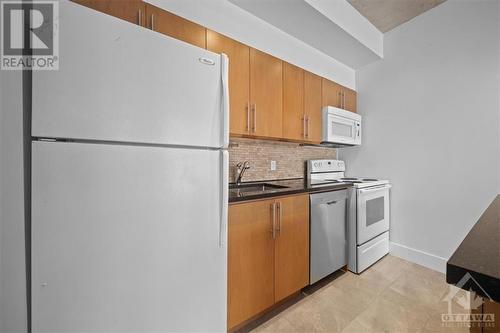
[229,178,350,203]
[446,195,500,302]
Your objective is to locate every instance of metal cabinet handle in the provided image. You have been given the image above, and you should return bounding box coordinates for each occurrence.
[246,102,250,133]
[305,116,310,139]
[150,14,155,30]
[326,200,338,205]
[302,115,306,138]
[137,10,142,26]
[251,104,257,133]
[277,202,282,236]
[271,202,276,239]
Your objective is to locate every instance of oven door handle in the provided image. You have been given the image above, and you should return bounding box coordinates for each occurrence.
[358,184,392,194]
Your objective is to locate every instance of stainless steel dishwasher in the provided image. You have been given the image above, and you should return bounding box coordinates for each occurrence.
[310,189,348,284]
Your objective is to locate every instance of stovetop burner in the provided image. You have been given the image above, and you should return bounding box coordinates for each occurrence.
[307,159,389,189]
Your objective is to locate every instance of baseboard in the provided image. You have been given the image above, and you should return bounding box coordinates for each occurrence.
[390,242,447,273]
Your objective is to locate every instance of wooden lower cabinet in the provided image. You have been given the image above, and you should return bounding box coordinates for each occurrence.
[228,194,309,330]
[274,195,310,302]
[228,199,275,330]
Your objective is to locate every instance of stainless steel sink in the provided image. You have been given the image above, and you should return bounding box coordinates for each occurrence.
[229,183,288,194]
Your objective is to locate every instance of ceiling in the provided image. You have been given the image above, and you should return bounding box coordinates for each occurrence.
[347,0,446,33]
[230,0,383,69]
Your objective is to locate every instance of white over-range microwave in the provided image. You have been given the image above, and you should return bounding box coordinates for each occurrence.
[322,106,362,146]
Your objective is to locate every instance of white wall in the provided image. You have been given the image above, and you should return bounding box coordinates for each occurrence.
[145,0,356,89]
[341,0,500,272]
[0,70,27,332]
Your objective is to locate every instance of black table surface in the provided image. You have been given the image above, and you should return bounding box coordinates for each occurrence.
[446,195,500,302]
[228,178,350,203]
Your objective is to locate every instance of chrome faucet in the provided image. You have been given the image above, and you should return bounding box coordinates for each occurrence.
[235,161,250,186]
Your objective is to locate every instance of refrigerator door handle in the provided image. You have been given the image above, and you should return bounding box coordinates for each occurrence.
[221,53,230,149]
[220,150,229,247]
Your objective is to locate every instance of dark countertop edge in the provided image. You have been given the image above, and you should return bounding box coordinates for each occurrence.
[446,261,500,303]
[446,195,500,303]
[228,180,350,203]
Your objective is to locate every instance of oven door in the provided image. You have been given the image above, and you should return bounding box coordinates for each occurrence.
[325,113,360,145]
[356,185,391,245]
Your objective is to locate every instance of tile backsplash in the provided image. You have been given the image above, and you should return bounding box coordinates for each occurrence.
[228,138,337,183]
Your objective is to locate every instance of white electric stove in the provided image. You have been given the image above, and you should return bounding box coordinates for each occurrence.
[307,159,391,275]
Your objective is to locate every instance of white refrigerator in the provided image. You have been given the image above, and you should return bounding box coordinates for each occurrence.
[31,2,228,332]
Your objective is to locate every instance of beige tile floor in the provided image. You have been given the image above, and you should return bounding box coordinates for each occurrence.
[250,255,475,333]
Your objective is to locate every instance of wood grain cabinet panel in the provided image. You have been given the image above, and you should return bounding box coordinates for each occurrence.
[322,78,357,113]
[343,87,357,113]
[145,4,206,48]
[71,0,146,26]
[282,62,305,141]
[322,78,342,109]
[228,199,275,330]
[304,71,323,143]
[228,194,310,329]
[249,49,283,138]
[274,195,309,302]
[207,31,250,136]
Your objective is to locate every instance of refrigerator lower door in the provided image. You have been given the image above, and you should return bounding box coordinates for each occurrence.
[32,141,227,332]
[32,1,228,149]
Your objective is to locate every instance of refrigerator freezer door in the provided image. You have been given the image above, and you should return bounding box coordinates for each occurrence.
[32,141,227,332]
[32,1,228,149]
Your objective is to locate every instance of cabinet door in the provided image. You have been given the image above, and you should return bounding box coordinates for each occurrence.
[304,71,323,143]
[207,31,250,136]
[343,87,357,113]
[145,4,206,48]
[250,49,283,138]
[228,200,275,329]
[71,0,145,26]
[282,62,305,141]
[274,195,310,302]
[322,78,342,109]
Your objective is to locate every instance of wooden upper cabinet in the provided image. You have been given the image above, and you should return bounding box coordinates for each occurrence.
[71,0,146,26]
[228,199,275,330]
[274,195,309,302]
[322,78,357,113]
[343,87,357,113]
[145,4,206,48]
[282,63,305,142]
[249,49,283,138]
[206,31,250,136]
[304,71,323,143]
[322,78,342,109]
